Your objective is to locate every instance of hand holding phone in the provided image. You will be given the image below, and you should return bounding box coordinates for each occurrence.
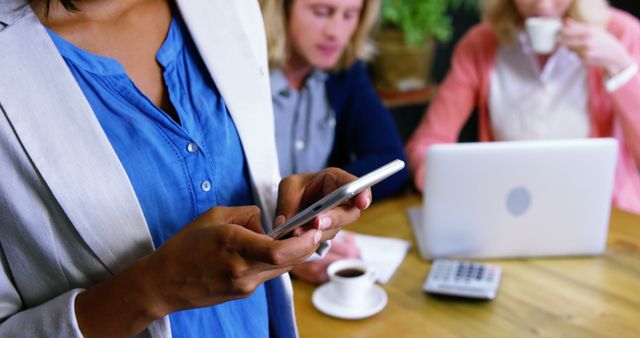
[268,159,405,240]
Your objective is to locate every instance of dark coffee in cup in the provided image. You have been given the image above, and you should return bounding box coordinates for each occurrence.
[328,259,376,306]
[335,268,365,278]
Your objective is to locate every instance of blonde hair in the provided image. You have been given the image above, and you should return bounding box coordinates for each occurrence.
[260,0,380,71]
[483,0,611,43]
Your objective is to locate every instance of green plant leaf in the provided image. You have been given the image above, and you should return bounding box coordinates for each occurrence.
[381,0,478,45]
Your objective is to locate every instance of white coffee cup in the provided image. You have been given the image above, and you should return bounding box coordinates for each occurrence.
[327,259,377,307]
[525,17,563,54]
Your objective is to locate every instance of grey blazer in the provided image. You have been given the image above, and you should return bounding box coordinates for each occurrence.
[0,0,294,336]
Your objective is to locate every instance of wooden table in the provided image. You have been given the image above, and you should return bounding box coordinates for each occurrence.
[292,193,640,337]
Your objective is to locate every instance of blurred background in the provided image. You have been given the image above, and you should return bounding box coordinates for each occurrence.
[370,0,640,144]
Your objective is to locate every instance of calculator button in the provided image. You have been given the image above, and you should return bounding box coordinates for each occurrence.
[424,259,502,300]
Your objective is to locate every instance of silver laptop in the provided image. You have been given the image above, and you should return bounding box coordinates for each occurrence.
[409,138,618,259]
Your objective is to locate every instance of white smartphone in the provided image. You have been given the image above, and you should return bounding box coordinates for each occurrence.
[268,159,405,240]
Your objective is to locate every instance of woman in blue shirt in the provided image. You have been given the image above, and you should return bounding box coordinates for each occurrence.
[0,0,371,336]
[261,0,409,284]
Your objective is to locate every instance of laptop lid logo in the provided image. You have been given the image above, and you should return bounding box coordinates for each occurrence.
[506,186,531,216]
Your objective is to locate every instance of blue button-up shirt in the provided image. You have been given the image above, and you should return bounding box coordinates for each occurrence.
[48,16,269,338]
[270,68,336,178]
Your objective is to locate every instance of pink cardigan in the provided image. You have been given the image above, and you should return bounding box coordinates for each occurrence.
[406,9,640,215]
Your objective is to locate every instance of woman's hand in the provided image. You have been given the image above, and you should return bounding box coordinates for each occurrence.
[76,206,322,338]
[146,206,323,311]
[559,18,634,77]
[274,167,372,242]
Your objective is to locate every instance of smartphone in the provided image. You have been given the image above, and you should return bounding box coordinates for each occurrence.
[268,159,405,240]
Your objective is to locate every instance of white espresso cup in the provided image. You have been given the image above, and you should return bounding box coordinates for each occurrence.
[525,17,563,54]
[327,259,377,307]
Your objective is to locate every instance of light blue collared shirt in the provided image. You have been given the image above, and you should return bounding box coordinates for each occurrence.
[271,68,336,177]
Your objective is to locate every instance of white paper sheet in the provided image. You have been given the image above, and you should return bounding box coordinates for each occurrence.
[351,232,411,284]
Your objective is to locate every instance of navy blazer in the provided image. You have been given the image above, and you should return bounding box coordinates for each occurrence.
[327,61,409,199]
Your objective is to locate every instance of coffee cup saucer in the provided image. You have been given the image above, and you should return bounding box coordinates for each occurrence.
[311,282,387,320]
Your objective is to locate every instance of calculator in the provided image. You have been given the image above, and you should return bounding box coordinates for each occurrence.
[422,259,502,300]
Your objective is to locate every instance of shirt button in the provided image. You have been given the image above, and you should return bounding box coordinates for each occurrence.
[187,142,199,153]
[327,117,336,128]
[201,180,212,192]
[295,140,305,151]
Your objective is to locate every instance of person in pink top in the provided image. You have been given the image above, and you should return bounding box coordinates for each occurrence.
[406,0,640,215]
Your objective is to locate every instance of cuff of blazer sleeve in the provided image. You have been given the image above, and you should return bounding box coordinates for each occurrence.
[306,240,331,261]
[0,289,84,337]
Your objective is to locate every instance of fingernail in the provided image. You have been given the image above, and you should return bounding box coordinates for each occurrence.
[274,215,286,227]
[314,230,323,244]
[319,216,332,230]
[364,197,371,209]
